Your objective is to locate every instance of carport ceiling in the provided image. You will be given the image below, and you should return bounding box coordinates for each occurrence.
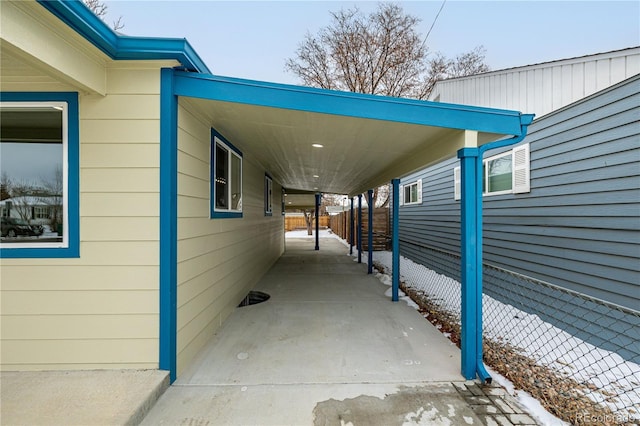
[176,73,525,198]
[184,96,452,196]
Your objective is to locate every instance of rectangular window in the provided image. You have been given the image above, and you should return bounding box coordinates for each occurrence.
[454,143,530,200]
[400,179,422,206]
[264,174,273,216]
[281,189,286,216]
[211,129,242,218]
[484,151,513,194]
[0,93,79,257]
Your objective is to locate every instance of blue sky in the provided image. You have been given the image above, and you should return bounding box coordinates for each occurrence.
[104,1,640,84]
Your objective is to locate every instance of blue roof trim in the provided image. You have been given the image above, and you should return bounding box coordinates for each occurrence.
[173,72,526,136]
[37,0,210,74]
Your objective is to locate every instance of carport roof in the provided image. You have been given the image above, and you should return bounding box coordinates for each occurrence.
[34,0,532,199]
[175,72,530,198]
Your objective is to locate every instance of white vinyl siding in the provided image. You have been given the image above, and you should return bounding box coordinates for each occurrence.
[429,48,640,119]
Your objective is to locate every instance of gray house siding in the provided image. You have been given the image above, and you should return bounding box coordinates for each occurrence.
[398,75,640,362]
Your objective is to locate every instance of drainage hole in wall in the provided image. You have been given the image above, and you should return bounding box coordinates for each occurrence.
[238,291,271,307]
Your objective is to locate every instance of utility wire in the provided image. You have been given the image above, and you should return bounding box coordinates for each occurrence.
[421,0,447,49]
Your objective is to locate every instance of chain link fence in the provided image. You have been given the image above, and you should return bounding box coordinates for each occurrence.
[371,247,640,426]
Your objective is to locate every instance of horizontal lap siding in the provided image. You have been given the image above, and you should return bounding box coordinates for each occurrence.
[401,77,639,310]
[400,78,640,362]
[399,77,640,361]
[0,67,163,371]
[176,103,284,375]
[481,82,640,309]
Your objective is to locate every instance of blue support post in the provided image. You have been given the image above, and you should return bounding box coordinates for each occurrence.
[367,189,373,274]
[391,179,400,302]
[349,198,354,255]
[357,194,362,263]
[315,193,320,251]
[458,147,480,381]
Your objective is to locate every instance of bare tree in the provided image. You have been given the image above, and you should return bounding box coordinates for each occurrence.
[39,166,64,233]
[285,3,489,100]
[2,175,36,223]
[286,3,489,207]
[83,0,124,31]
[303,209,315,235]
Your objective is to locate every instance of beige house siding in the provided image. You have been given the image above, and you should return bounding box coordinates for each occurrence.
[0,64,165,371]
[176,102,285,375]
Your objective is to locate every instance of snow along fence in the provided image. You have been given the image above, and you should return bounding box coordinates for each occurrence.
[372,248,640,426]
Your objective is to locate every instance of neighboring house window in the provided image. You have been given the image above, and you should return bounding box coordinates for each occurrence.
[0,93,79,257]
[211,129,242,218]
[264,174,273,216]
[33,206,50,219]
[400,179,422,206]
[454,143,530,200]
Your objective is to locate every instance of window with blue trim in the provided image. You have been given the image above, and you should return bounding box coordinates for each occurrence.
[0,93,79,258]
[264,174,273,216]
[211,129,242,218]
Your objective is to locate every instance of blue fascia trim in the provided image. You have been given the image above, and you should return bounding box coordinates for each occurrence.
[159,68,178,383]
[210,128,243,219]
[37,0,210,74]
[0,92,79,259]
[391,179,400,302]
[172,72,526,136]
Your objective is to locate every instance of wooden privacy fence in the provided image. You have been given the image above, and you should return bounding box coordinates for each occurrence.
[285,215,330,231]
[329,208,390,251]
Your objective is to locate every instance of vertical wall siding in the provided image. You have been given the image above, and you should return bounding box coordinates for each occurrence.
[1,66,163,371]
[399,76,640,360]
[176,103,284,375]
[430,49,640,118]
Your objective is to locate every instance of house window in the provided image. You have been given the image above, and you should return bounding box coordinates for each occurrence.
[33,206,51,219]
[454,143,530,200]
[0,93,79,257]
[211,129,242,218]
[264,174,273,216]
[400,179,422,206]
[281,189,285,216]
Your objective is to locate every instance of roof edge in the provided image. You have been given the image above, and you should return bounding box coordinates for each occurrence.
[37,0,211,73]
[433,46,640,86]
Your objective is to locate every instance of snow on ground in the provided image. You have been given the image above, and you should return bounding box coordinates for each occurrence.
[368,248,640,423]
[287,232,639,422]
[285,229,337,239]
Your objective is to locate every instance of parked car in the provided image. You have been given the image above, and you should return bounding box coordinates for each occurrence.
[1,217,44,238]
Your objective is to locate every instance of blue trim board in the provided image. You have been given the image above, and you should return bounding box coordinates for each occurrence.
[456,117,532,383]
[0,92,79,259]
[357,194,363,264]
[172,72,527,136]
[315,193,320,250]
[349,198,354,255]
[160,68,178,382]
[391,179,400,302]
[367,189,373,274]
[37,0,210,73]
